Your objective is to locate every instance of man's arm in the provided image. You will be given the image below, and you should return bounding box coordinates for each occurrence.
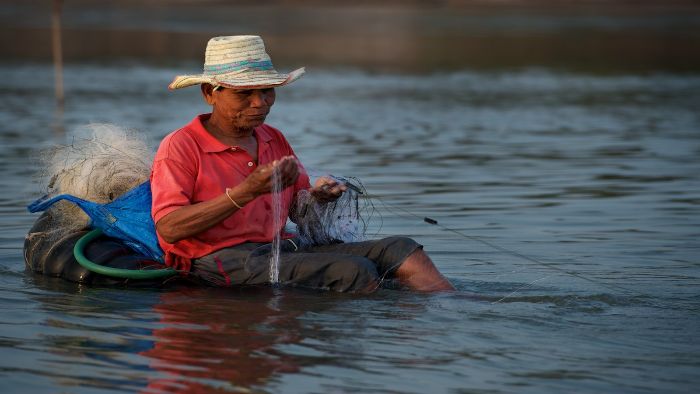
[157,156,300,243]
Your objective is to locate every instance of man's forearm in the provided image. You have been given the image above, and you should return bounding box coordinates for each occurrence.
[156,185,257,243]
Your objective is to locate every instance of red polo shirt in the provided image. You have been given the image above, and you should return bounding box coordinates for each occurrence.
[151,114,311,271]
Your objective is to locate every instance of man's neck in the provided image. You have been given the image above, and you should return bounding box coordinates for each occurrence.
[204,115,254,141]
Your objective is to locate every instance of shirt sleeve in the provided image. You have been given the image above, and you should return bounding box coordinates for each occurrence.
[151,157,196,224]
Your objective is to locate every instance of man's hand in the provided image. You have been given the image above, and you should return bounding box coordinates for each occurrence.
[239,156,300,197]
[310,176,347,203]
[157,157,300,244]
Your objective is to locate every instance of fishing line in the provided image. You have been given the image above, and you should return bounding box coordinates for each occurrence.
[269,164,283,285]
[366,192,650,299]
[300,171,658,305]
[492,274,555,304]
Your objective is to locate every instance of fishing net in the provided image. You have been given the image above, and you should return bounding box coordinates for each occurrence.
[43,124,152,204]
[27,124,155,257]
[293,175,375,248]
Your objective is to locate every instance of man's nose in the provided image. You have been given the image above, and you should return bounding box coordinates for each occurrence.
[249,90,268,107]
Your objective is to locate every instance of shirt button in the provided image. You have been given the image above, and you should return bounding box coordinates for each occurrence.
[247,161,254,167]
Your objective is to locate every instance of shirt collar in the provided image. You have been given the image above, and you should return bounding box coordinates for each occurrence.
[189,113,274,153]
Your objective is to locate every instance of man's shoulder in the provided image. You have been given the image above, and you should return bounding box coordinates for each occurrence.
[155,126,199,161]
[259,123,283,134]
[258,123,288,142]
[163,126,197,143]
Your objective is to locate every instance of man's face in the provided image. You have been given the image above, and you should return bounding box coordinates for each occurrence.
[209,87,276,129]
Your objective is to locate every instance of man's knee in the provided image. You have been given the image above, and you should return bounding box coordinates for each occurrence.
[382,236,421,253]
[372,236,422,273]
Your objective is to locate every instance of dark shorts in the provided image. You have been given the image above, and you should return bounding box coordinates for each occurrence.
[189,237,422,292]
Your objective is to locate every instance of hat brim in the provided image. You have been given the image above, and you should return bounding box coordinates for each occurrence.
[168,67,305,90]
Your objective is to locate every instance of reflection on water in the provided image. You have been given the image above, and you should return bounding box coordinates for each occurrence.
[142,289,314,393]
[0,64,699,393]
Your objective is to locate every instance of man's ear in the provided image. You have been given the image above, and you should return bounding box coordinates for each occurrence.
[201,84,216,105]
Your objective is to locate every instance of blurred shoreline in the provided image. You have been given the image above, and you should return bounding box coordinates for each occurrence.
[1,0,699,73]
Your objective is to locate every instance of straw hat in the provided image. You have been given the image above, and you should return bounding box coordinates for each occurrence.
[169,35,305,90]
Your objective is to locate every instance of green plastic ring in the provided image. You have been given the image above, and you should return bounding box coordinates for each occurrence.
[73,228,176,280]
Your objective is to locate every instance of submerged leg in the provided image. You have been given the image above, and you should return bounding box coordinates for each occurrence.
[306,236,454,292]
[192,244,381,293]
[395,248,455,292]
[278,253,380,293]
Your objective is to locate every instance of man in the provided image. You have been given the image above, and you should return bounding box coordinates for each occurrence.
[151,35,454,292]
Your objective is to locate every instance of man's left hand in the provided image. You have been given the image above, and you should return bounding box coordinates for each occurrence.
[310,177,347,203]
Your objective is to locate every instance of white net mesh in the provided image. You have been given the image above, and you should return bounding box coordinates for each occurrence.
[293,176,373,248]
[37,123,152,239]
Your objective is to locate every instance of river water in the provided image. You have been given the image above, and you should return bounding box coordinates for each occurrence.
[0,63,699,393]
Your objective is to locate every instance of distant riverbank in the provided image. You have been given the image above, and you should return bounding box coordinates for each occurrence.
[2,0,699,73]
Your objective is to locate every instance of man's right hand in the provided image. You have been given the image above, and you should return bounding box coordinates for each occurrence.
[239,155,300,197]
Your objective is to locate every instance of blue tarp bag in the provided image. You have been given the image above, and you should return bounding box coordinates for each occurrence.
[27,181,164,262]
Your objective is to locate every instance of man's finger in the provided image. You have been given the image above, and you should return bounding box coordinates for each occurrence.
[279,157,296,174]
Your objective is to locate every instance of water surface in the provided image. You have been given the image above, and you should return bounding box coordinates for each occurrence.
[0,63,699,393]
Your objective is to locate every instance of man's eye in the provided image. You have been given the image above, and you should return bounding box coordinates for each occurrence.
[236,90,252,95]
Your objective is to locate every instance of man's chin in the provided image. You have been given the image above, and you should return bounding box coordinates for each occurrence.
[244,117,266,128]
